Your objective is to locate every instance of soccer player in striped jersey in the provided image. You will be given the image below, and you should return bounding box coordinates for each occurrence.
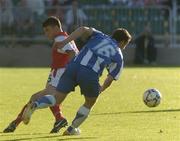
[22,26,131,135]
[3,16,78,133]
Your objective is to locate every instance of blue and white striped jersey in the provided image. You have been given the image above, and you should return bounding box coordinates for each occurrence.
[73,28,123,80]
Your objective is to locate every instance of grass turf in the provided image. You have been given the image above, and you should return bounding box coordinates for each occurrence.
[0,67,180,141]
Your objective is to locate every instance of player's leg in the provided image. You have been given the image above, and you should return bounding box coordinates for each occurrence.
[64,96,98,135]
[3,90,42,133]
[15,90,45,125]
[29,84,65,122]
[22,90,68,125]
[45,84,65,120]
[72,96,98,128]
[22,68,67,133]
[45,84,68,133]
[46,68,68,132]
[63,66,99,135]
[3,105,28,133]
[22,86,67,125]
[47,63,78,131]
[22,63,77,131]
[25,87,68,133]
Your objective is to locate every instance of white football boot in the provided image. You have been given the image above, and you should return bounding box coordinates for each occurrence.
[63,126,81,136]
[22,102,36,124]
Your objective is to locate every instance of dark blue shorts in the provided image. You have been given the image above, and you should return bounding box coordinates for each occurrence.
[56,62,100,97]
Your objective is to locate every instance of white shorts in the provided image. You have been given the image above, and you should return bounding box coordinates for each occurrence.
[47,68,65,87]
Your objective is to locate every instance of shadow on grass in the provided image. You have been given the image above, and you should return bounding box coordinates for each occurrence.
[58,137,98,141]
[125,65,180,68]
[0,135,58,141]
[92,108,180,116]
[0,134,97,141]
[0,132,47,137]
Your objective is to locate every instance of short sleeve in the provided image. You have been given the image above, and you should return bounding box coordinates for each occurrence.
[107,61,123,80]
[55,36,76,53]
[107,49,124,80]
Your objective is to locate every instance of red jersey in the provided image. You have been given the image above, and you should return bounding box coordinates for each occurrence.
[51,32,78,69]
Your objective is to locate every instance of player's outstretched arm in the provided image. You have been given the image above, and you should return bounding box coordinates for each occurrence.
[54,27,93,49]
[99,75,114,93]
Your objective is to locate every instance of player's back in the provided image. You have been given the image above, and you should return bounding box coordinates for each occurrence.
[73,29,123,76]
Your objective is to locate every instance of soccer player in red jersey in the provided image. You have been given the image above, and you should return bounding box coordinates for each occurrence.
[3,16,79,133]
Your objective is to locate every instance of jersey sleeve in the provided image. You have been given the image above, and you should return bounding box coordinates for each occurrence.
[107,61,123,80]
[55,36,76,53]
[106,49,124,80]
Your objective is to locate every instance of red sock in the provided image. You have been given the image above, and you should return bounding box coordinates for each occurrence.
[50,105,64,121]
[13,104,27,126]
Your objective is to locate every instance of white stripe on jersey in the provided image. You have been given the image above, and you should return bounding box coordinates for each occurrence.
[92,57,104,73]
[80,50,93,66]
[109,63,117,73]
[114,61,124,80]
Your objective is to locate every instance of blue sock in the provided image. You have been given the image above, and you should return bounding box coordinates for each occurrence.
[34,95,56,109]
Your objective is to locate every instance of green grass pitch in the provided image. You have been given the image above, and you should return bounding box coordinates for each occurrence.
[0,67,180,141]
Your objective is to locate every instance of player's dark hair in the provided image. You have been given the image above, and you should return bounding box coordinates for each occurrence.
[111,28,132,44]
[42,16,62,29]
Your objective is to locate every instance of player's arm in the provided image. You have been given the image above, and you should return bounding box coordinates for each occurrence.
[100,60,123,93]
[99,75,114,93]
[54,27,93,49]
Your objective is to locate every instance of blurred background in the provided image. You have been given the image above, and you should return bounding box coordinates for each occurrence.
[0,0,180,67]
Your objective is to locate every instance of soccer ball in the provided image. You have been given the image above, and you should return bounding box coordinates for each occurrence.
[143,88,161,107]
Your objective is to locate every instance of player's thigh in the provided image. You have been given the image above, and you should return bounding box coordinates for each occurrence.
[30,85,56,102]
[56,63,78,94]
[54,91,68,105]
[77,66,100,98]
[45,84,57,95]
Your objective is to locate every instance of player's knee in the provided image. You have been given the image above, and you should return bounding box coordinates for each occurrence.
[84,97,97,109]
[30,91,43,102]
[30,94,38,102]
[84,102,95,109]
